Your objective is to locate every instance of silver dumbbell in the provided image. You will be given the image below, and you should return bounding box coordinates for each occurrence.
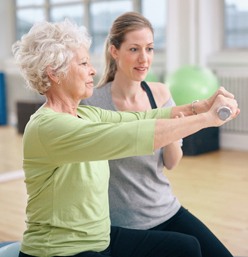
[217,106,232,121]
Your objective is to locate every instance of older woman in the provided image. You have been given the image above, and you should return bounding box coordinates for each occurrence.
[12,19,239,257]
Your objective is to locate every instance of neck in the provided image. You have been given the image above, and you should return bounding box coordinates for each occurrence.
[44,94,79,117]
[111,78,144,101]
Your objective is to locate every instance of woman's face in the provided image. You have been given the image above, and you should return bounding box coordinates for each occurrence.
[112,28,154,81]
[62,46,96,100]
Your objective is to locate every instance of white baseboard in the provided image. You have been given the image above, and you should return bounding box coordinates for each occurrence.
[0,170,24,183]
[220,132,248,151]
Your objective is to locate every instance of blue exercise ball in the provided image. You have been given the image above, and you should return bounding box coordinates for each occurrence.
[0,242,21,257]
[166,65,219,105]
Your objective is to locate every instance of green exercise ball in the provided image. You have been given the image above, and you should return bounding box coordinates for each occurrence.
[166,65,219,105]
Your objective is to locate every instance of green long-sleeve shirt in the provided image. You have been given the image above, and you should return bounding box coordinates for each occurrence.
[21,105,171,257]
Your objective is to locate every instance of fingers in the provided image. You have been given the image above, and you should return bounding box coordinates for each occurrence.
[231,107,240,120]
[206,87,235,113]
[217,86,234,99]
[175,112,185,119]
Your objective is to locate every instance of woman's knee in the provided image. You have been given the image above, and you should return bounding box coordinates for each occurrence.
[181,235,202,257]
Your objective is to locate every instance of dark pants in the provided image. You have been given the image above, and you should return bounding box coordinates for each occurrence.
[19,224,202,257]
[150,207,233,257]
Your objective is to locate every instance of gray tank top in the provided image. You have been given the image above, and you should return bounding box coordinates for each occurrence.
[82,82,181,229]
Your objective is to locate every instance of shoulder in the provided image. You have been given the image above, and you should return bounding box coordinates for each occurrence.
[146,82,172,107]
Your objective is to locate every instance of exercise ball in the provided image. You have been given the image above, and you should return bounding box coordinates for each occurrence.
[166,65,219,105]
[0,242,21,257]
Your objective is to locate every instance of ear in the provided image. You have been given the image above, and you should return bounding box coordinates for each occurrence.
[109,45,118,60]
[46,66,59,84]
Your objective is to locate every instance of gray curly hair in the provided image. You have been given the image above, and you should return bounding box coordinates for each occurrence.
[12,19,92,94]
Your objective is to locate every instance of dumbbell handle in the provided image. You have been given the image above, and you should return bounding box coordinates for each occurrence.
[217,106,232,121]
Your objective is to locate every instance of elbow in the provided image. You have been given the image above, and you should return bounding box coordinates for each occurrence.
[165,162,178,170]
[164,150,183,170]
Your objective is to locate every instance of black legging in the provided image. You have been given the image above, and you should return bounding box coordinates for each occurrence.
[19,225,202,257]
[150,206,233,257]
[19,207,233,257]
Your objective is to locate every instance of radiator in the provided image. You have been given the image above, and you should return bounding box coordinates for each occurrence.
[216,72,248,134]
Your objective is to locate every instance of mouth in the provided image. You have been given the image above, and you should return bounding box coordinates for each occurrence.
[86,81,94,88]
[135,67,148,72]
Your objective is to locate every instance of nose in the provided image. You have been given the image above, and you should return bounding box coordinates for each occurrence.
[90,65,97,76]
[138,50,148,63]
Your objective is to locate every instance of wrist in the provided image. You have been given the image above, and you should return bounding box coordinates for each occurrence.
[191,99,210,115]
[191,100,199,115]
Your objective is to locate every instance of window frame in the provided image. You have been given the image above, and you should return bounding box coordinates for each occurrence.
[223,0,248,50]
[14,0,167,54]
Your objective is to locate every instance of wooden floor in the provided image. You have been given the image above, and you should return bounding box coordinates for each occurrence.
[0,125,248,256]
[0,126,23,175]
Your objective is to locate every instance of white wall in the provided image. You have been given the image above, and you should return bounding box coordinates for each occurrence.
[0,1,15,66]
[166,0,225,72]
[1,0,248,150]
[166,0,248,151]
[0,2,46,125]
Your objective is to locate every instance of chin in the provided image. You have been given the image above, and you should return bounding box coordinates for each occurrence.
[84,92,93,99]
[82,87,93,98]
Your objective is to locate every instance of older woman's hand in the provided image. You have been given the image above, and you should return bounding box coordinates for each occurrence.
[208,94,240,126]
[191,86,236,115]
[206,86,235,110]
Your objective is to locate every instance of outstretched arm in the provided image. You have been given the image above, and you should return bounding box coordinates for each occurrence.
[154,94,239,150]
[170,87,235,118]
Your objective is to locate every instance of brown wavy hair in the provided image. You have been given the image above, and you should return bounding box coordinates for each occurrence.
[97,11,154,87]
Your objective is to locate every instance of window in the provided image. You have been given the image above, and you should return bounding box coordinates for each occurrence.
[224,0,248,48]
[14,0,167,53]
[141,0,166,50]
[89,0,132,54]
[16,0,44,6]
[50,4,84,25]
[16,0,46,39]
[15,0,85,40]
[50,0,73,3]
